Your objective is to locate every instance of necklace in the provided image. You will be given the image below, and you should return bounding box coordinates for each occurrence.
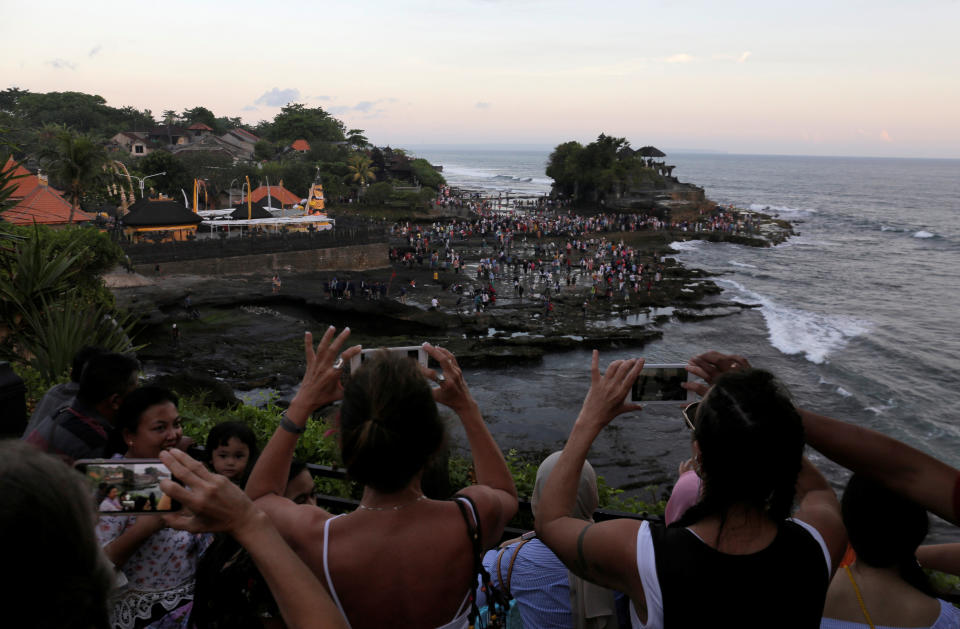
[357,494,427,511]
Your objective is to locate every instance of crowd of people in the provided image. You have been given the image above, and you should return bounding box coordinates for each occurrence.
[9,336,960,629]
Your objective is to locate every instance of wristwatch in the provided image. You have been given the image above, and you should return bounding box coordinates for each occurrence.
[279,410,306,435]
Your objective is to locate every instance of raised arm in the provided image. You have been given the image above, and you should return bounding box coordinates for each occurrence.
[423,343,518,547]
[792,457,847,576]
[800,408,958,525]
[536,351,645,594]
[246,327,360,533]
[160,449,348,629]
[917,544,960,576]
[685,351,960,526]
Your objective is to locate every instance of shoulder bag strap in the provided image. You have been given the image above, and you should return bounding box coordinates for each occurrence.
[504,538,531,597]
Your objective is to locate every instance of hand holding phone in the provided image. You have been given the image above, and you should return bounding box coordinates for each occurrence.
[623,364,696,405]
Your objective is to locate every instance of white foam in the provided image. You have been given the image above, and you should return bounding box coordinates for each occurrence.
[669,240,702,252]
[748,203,817,216]
[865,399,895,415]
[730,260,757,268]
[836,387,853,398]
[717,279,871,364]
[880,225,902,232]
[914,231,935,239]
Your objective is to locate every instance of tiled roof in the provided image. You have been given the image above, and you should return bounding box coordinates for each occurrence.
[2,185,93,225]
[229,128,259,142]
[245,185,301,206]
[3,157,42,198]
[231,203,274,219]
[124,198,203,226]
[291,139,311,151]
[188,123,213,131]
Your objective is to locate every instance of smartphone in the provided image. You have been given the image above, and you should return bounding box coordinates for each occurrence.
[349,346,428,373]
[75,458,181,514]
[624,363,695,405]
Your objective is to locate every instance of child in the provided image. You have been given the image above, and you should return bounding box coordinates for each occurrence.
[205,421,259,486]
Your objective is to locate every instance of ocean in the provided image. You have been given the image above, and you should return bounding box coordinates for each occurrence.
[410,147,960,530]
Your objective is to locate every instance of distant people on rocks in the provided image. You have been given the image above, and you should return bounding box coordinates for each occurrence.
[22,351,140,465]
[272,274,281,294]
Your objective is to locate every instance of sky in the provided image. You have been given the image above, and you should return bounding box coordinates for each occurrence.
[2,0,959,158]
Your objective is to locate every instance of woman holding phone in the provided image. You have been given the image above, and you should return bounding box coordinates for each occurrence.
[536,352,847,628]
[96,386,211,629]
[246,327,518,629]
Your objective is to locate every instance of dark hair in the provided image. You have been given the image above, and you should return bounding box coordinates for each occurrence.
[675,369,804,528]
[0,441,112,628]
[288,459,308,482]
[205,421,260,460]
[205,421,260,485]
[77,352,140,405]
[71,346,106,383]
[339,350,444,493]
[115,386,179,435]
[842,474,935,596]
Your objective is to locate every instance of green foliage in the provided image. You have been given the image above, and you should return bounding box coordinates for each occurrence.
[39,124,113,219]
[409,158,445,189]
[10,362,51,416]
[265,103,346,144]
[253,140,275,162]
[547,134,663,204]
[363,181,393,205]
[181,106,219,133]
[19,296,142,383]
[346,153,377,186]
[133,150,191,198]
[178,397,355,499]
[0,224,130,378]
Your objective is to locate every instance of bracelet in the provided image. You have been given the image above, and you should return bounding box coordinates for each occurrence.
[279,411,306,435]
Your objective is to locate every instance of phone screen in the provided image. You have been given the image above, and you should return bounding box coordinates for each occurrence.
[631,367,689,402]
[75,459,180,514]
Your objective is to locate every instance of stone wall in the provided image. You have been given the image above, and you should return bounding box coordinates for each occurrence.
[134,242,388,275]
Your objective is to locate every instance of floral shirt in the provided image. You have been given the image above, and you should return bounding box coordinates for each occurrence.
[97,499,211,628]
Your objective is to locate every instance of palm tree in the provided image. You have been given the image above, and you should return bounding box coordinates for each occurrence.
[40,125,109,223]
[346,153,377,186]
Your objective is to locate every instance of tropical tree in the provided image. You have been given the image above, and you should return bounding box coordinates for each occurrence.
[346,153,377,186]
[346,128,370,149]
[39,125,110,223]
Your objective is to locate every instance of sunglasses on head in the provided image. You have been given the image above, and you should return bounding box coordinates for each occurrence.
[682,402,699,431]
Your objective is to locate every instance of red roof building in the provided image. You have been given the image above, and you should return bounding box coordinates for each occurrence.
[1,159,94,225]
[244,184,302,207]
[290,139,311,152]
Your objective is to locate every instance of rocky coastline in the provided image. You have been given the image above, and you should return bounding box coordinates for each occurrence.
[112,211,792,405]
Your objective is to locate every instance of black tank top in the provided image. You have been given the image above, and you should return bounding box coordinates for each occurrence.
[649,520,828,628]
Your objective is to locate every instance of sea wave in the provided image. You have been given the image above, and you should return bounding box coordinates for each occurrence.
[717,279,872,364]
[880,225,904,232]
[914,230,935,239]
[730,260,757,268]
[669,240,703,252]
[748,203,817,216]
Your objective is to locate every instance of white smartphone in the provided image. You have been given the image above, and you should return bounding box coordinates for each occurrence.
[624,363,696,405]
[348,346,429,374]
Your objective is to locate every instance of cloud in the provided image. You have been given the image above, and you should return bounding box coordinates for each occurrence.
[329,98,396,116]
[89,45,102,58]
[47,58,76,70]
[737,51,752,64]
[311,95,331,101]
[665,53,695,64]
[475,102,491,109]
[881,129,893,143]
[242,105,259,112]
[254,88,301,107]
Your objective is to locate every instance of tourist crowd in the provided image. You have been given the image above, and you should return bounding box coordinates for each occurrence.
[9,336,960,629]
